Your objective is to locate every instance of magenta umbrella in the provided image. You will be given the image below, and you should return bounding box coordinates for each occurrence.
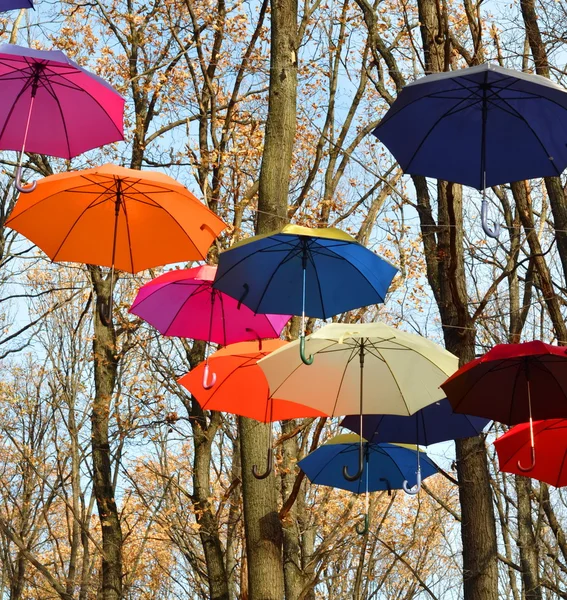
[130,265,291,387]
[0,44,124,192]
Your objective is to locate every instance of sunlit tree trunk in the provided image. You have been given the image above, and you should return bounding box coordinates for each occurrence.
[89,267,123,600]
[239,0,298,595]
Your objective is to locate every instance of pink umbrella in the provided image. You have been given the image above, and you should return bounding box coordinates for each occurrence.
[130,265,291,387]
[0,44,124,192]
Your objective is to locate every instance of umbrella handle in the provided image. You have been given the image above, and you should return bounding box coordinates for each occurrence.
[481,196,500,239]
[379,477,392,496]
[300,335,314,366]
[343,443,364,481]
[252,446,273,479]
[355,513,369,536]
[202,363,217,390]
[517,446,536,472]
[237,283,250,310]
[402,470,422,495]
[15,165,36,194]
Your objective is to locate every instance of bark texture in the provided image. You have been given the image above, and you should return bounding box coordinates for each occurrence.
[414,2,499,597]
[239,0,299,596]
[89,267,123,600]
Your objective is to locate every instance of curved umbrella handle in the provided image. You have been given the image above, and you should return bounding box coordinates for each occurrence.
[517,446,536,472]
[379,477,392,496]
[202,363,217,390]
[237,283,250,310]
[252,446,273,480]
[15,165,37,194]
[300,335,314,366]
[481,196,500,239]
[355,513,369,536]
[343,443,364,481]
[402,470,422,495]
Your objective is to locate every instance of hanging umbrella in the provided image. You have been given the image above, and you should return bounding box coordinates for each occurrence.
[0,44,124,191]
[298,433,438,533]
[373,63,567,238]
[340,398,490,446]
[0,1,33,11]
[213,224,398,364]
[178,340,327,478]
[494,419,567,487]
[130,265,290,388]
[258,322,457,483]
[6,164,226,321]
[442,340,567,471]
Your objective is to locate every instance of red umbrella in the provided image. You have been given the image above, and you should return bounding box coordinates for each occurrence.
[494,420,567,487]
[441,341,567,471]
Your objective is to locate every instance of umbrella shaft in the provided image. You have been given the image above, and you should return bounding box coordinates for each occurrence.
[18,94,35,164]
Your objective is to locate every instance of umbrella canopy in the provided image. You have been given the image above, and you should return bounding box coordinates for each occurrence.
[374,64,567,189]
[340,398,490,446]
[298,434,437,494]
[177,340,327,423]
[494,420,567,487]
[0,44,124,191]
[213,224,397,318]
[258,322,457,417]
[373,64,567,237]
[1,0,33,10]
[441,341,567,424]
[6,164,226,273]
[179,340,328,479]
[130,265,290,344]
[259,322,456,482]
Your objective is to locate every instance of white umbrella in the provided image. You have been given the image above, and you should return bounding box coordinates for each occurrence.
[258,322,457,486]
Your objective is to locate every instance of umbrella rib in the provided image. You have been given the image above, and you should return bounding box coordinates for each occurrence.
[310,242,393,307]
[47,69,124,144]
[217,288,228,346]
[213,238,293,287]
[450,359,510,415]
[306,240,327,319]
[307,445,354,484]
[267,341,337,399]
[194,360,255,410]
[404,97,483,174]
[491,95,563,176]
[40,75,73,158]
[50,192,113,262]
[381,351,412,416]
[330,344,360,416]
[0,74,35,142]
[118,186,136,272]
[247,246,302,314]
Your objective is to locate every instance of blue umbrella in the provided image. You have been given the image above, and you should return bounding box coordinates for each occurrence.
[373,64,567,238]
[1,0,33,11]
[213,224,397,365]
[298,434,438,534]
[340,398,490,446]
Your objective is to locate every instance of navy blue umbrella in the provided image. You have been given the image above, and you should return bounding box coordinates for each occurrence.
[213,224,397,365]
[340,399,490,446]
[1,0,33,11]
[298,434,438,534]
[373,64,567,238]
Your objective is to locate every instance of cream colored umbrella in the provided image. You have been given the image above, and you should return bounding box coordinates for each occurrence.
[258,322,457,485]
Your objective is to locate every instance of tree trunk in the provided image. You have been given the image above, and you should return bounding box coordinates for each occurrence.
[414,2,499,598]
[515,476,542,600]
[89,267,123,600]
[238,0,298,595]
[520,0,567,292]
[190,408,229,600]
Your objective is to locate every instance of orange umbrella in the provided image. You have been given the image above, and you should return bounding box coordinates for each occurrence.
[6,164,226,272]
[178,339,327,477]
